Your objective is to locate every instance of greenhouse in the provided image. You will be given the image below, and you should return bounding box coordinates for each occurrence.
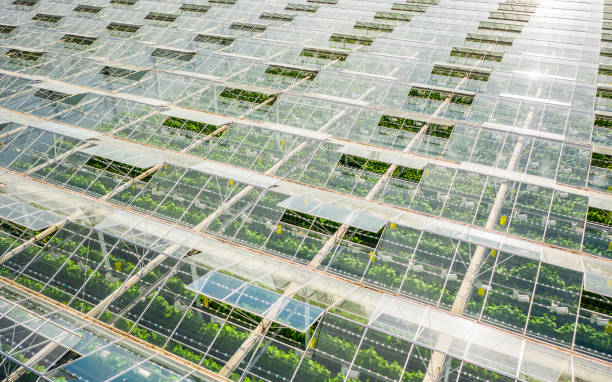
[0,0,609,381]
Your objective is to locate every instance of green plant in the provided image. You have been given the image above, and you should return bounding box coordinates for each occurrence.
[163,116,219,135]
[588,207,612,226]
[392,166,424,183]
[85,156,147,178]
[355,347,403,379]
[219,87,275,105]
[339,154,391,175]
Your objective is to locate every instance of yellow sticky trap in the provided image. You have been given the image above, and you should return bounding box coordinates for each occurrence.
[163,164,167,169]
[606,323,612,334]
[390,222,396,230]
[131,185,135,190]
[425,171,429,176]
[477,287,485,296]
[608,241,612,251]
[196,145,200,150]
[309,336,316,348]
[276,225,283,235]
[203,296,210,308]
[608,279,612,287]
[369,251,375,262]
[114,261,122,272]
[229,179,235,186]
[490,249,497,258]
[499,216,507,226]
[258,157,262,164]
[280,139,286,148]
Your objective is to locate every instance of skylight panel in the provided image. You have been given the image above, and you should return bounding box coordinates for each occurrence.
[0,195,64,230]
[187,271,324,331]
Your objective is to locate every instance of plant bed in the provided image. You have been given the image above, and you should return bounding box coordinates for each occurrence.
[587,207,612,226]
[60,34,97,46]
[0,25,16,34]
[110,164,231,227]
[343,226,383,249]
[574,313,612,359]
[162,116,220,135]
[597,87,612,100]
[338,154,390,175]
[354,21,394,33]
[591,152,612,169]
[378,114,424,133]
[265,64,318,80]
[489,11,530,23]
[431,66,490,82]
[12,0,38,5]
[259,12,295,22]
[478,21,522,33]
[32,13,62,23]
[179,3,210,13]
[280,209,341,236]
[409,86,474,105]
[151,48,195,62]
[286,3,318,12]
[229,22,266,33]
[465,33,513,47]
[106,22,140,33]
[374,12,411,22]
[144,12,177,22]
[450,47,503,62]
[583,222,612,259]
[329,33,374,46]
[74,4,102,13]
[4,48,44,62]
[194,34,234,45]
[581,291,612,316]
[6,230,143,310]
[391,3,427,12]
[219,87,276,105]
[0,230,24,256]
[425,124,454,138]
[300,48,348,61]
[595,114,612,129]
[85,155,149,178]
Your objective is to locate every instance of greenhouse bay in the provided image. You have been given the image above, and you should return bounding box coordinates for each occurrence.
[0,0,609,381]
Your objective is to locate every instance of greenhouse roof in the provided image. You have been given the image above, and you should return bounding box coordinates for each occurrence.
[80,143,162,168]
[187,271,325,332]
[0,0,610,381]
[30,80,89,96]
[0,194,63,230]
[278,195,388,232]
